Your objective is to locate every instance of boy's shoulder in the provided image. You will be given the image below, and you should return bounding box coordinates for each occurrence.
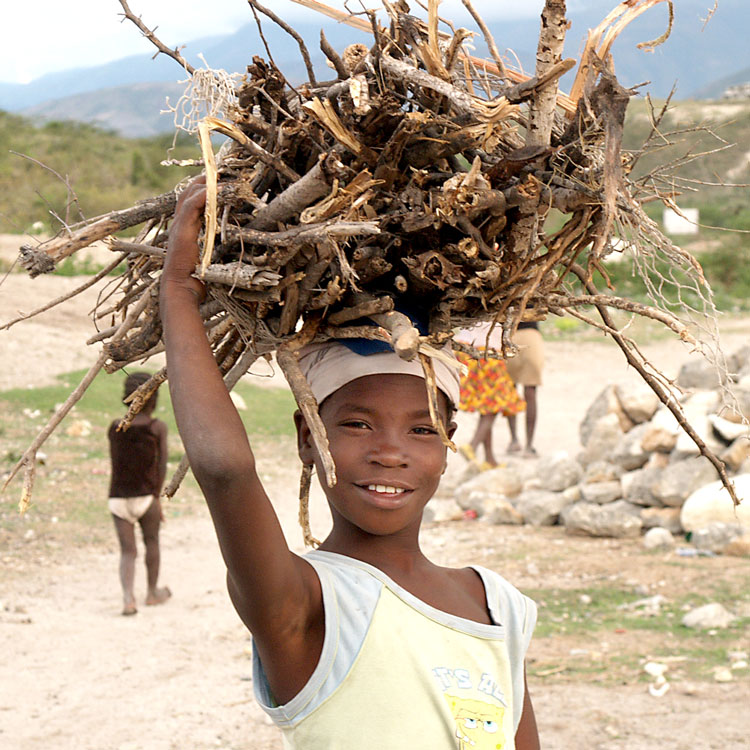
[471,564,537,639]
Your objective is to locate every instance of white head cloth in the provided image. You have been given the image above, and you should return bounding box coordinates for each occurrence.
[298,341,460,409]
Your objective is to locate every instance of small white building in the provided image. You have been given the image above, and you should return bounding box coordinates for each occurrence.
[663,207,699,235]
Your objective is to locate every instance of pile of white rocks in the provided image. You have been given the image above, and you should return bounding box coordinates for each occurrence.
[433,346,750,555]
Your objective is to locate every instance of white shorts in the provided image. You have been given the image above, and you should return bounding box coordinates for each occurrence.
[108,495,154,525]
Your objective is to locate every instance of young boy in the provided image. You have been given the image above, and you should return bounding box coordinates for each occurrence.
[108,371,170,615]
[161,178,540,749]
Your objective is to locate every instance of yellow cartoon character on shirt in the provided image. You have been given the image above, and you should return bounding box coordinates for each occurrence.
[445,694,506,749]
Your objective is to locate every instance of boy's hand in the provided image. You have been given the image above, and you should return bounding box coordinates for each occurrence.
[163,176,208,302]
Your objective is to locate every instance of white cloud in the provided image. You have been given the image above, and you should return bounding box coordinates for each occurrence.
[1,0,547,84]
[2,0,251,84]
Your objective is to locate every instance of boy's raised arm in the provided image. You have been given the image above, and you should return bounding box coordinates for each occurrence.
[159,180,323,675]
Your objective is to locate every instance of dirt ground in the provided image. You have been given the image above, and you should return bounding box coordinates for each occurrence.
[1,249,749,749]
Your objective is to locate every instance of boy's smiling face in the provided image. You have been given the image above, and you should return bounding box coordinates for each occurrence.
[298,373,456,538]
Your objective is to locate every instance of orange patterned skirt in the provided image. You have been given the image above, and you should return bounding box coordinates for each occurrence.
[456,351,526,416]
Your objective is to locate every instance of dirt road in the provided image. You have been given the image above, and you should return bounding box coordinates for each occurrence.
[1,264,749,749]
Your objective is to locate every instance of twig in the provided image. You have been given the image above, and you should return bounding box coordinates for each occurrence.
[117,0,196,75]
[569,264,739,505]
[247,0,317,85]
[19,191,177,276]
[9,151,85,226]
[3,350,107,493]
[460,0,506,79]
[275,320,337,488]
[202,117,301,183]
[320,29,348,79]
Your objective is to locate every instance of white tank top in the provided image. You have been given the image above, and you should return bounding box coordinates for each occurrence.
[252,550,536,749]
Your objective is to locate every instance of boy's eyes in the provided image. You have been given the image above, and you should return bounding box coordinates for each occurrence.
[411,425,438,436]
[337,420,437,435]
[340,419,370,429]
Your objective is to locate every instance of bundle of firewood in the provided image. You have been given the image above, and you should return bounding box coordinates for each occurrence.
[5,0,740,507]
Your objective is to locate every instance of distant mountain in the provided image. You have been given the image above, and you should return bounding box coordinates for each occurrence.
[6,0,749,137]
[690,66,750,101]
[20,82,186,138]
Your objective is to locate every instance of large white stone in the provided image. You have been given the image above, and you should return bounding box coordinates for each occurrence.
[578,412,624,467]
[457,466,524,499]
[579,386,632,446]
[562,500,642,538]
[651,456,718,508]
[680,474,750,531]
[516,489,573,527]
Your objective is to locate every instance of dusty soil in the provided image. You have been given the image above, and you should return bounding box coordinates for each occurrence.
[1,253,749,749]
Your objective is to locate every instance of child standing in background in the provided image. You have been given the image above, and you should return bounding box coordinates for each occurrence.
[108,372,170,615]
[161,178,539,748]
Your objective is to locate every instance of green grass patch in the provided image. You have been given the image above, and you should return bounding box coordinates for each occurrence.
[530,584,749,638]
[526,582,750,684]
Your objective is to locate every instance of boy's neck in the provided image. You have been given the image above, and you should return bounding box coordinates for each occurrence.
[318,526,434,579]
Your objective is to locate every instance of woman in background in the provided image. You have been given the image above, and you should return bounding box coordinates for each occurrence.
[455,322,526,470]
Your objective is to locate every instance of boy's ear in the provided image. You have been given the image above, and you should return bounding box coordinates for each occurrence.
[294,409,315,464]
[442,420,458,475]
[447,419,458,440]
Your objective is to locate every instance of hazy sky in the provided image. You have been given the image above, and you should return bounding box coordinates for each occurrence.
[2,0,551,84]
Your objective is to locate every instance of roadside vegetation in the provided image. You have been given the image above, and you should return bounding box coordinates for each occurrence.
[0,110,201,237]
[3,97,749,307]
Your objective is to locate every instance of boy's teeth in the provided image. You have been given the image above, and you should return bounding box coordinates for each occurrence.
[367,484,404,494]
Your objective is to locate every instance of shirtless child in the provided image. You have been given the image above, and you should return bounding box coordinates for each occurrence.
[108,372,171,615]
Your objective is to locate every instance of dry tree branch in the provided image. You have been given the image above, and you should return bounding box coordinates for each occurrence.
[419,352,457,450]
[548,292,698,345]
[292,0,577,111]
[320,29,348,79]
[247,0,318,85]
[568,0,672,107]
[298,462,321,548]
[702,0,719,29]
[275,319,338,488]
[203,117,302,183]
[460,0,506,79]
[569,264,739,506]
[19,191,177,276]
[117,0,196,74]
[527,0,568,148]
[636,0,674,51]
[289,0,372,32]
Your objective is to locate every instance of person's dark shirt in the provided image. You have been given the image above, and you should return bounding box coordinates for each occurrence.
[108,419,161,497]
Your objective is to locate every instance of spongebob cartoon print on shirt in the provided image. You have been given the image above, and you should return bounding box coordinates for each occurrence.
[434,667,509,749]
